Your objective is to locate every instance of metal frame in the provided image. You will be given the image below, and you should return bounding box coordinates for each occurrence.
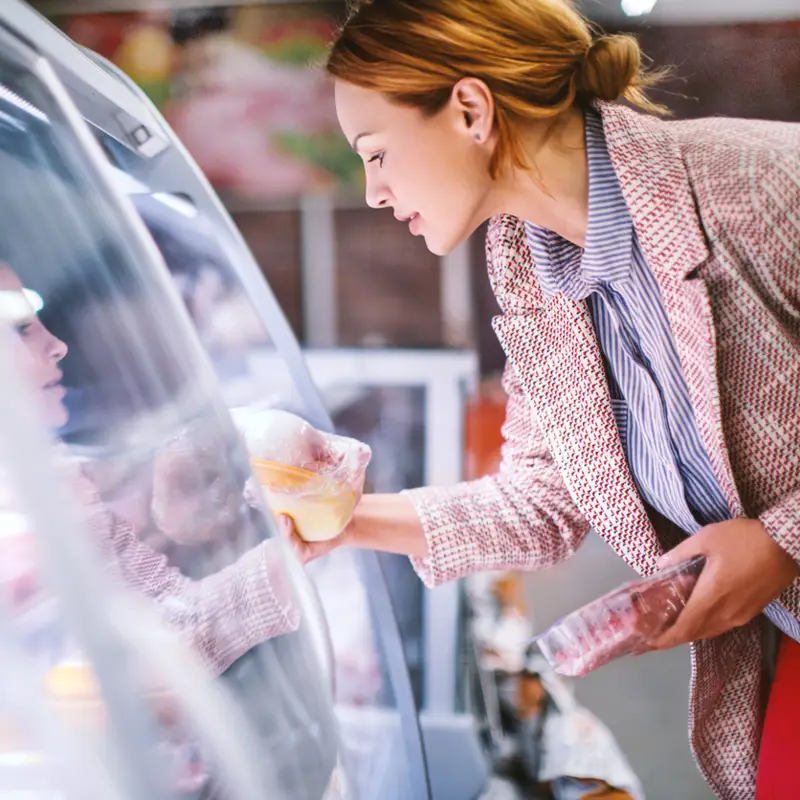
[5,0,170,153]
[440,241,474,350]
[300,194,338,348]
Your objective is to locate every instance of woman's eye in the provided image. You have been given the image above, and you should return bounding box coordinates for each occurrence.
[367,152,385,168]
[14,322,32,338]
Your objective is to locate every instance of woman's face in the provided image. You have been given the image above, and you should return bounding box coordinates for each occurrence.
[335,80,495,256]
[0,267,69,429]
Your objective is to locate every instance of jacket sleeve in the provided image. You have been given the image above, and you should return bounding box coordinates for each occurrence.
[403,361,590,588]
[78,470,299,675]
[109,516,300,675]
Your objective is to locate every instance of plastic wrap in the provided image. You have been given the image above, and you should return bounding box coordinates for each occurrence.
[232,407,372,543]
[535,557,706,677]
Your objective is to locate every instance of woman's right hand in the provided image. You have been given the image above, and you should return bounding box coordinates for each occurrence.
[277,494,428,563]
[276,515,348,564]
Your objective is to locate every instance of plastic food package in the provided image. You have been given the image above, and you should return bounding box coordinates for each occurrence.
[535,556,706,677]
[46,661,210,794]
[231,407,372,543]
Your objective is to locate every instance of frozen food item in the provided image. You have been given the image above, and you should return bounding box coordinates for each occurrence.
[232,407,371,543]
[535,557,706,677]
[45,660,104,729]
[249,460,357,543]
[46,660,209,793]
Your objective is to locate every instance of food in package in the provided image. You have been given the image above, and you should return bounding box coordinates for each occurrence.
[45,661,209,794]
[535,557,706,677]
[231,407,372,543]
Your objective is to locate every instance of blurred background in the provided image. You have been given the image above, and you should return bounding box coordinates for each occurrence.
[26,0,800,356]
[19,1,800,798]
[30,0,800,356]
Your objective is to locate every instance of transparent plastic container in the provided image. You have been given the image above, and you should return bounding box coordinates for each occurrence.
[233,407,372,544]
[535,557,706,677]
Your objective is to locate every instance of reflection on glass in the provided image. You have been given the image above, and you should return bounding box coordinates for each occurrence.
[104,163,422,794]
[0,45,345,799]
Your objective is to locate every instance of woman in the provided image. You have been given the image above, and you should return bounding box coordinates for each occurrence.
[0,264,299,675]
[282,1,800,797]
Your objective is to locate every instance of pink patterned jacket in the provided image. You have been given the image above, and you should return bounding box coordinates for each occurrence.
[406,103,800,799]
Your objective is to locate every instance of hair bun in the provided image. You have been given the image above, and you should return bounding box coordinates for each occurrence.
[577,34,641,103]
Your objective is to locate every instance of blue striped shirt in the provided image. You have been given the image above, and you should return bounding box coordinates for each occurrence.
[525,111,798,640]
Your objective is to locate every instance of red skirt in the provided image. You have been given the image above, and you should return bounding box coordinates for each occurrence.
[756,636,800,799]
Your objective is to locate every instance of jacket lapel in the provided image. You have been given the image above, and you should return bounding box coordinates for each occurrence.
[600,104,745,517]
[493,293,663,575]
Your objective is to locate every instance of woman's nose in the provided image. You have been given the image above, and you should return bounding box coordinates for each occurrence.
[364,173,393,210]
[46,330,68,363]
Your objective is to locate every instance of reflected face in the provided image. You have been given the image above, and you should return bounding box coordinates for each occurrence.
[335,81,492,256]
[0,267,69,429]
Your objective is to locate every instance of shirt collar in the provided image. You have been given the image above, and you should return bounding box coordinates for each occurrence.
[525,111,634,300]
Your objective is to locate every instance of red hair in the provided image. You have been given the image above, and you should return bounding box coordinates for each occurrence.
[327,0,667,177]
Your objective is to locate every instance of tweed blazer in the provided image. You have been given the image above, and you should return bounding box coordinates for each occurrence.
[405,102,800,799]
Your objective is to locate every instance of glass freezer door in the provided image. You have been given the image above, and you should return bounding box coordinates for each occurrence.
[0,18,353,800]
[0,3,432,799]
[93,99,431,800]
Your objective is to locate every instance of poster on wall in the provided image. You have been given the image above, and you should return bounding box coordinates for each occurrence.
[55,5,362,200]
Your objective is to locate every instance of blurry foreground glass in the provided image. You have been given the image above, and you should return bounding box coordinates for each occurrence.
[0,33,348,799]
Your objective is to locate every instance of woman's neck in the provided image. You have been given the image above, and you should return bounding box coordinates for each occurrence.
[487,109,589,247]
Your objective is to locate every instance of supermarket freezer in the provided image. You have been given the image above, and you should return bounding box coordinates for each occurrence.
[0,2,490,798]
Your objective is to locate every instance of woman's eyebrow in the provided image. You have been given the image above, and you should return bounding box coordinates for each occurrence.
[351,132,374,151]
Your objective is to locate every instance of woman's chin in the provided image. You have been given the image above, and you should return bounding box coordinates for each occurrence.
[423,222,475,257]
[423,232,454,257]
[48,403,70,432]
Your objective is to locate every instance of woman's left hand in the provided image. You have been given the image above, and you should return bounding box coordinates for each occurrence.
[652,518,799,649]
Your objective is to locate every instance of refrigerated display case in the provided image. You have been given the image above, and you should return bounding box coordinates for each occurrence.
[0,2,491,798]
[0,12,346,799]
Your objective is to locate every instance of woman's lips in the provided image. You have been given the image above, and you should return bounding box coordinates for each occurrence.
[395,211,421,235]
[43,379,65,399]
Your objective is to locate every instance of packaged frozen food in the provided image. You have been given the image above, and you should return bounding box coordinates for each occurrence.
[46,660,209,793]
[232,407,371,543]
[534,556,706,677]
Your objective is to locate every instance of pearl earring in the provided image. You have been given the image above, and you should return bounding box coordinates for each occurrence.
[473,134,481,142]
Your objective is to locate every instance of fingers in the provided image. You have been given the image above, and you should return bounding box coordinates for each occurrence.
[651,567,720,650]
[657,536,706,571]
[276,514,307,559]
[275,514,348,565]
[277,514,296,540]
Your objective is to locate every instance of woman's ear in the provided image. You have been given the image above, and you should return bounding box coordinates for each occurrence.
[450,77,495,143]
